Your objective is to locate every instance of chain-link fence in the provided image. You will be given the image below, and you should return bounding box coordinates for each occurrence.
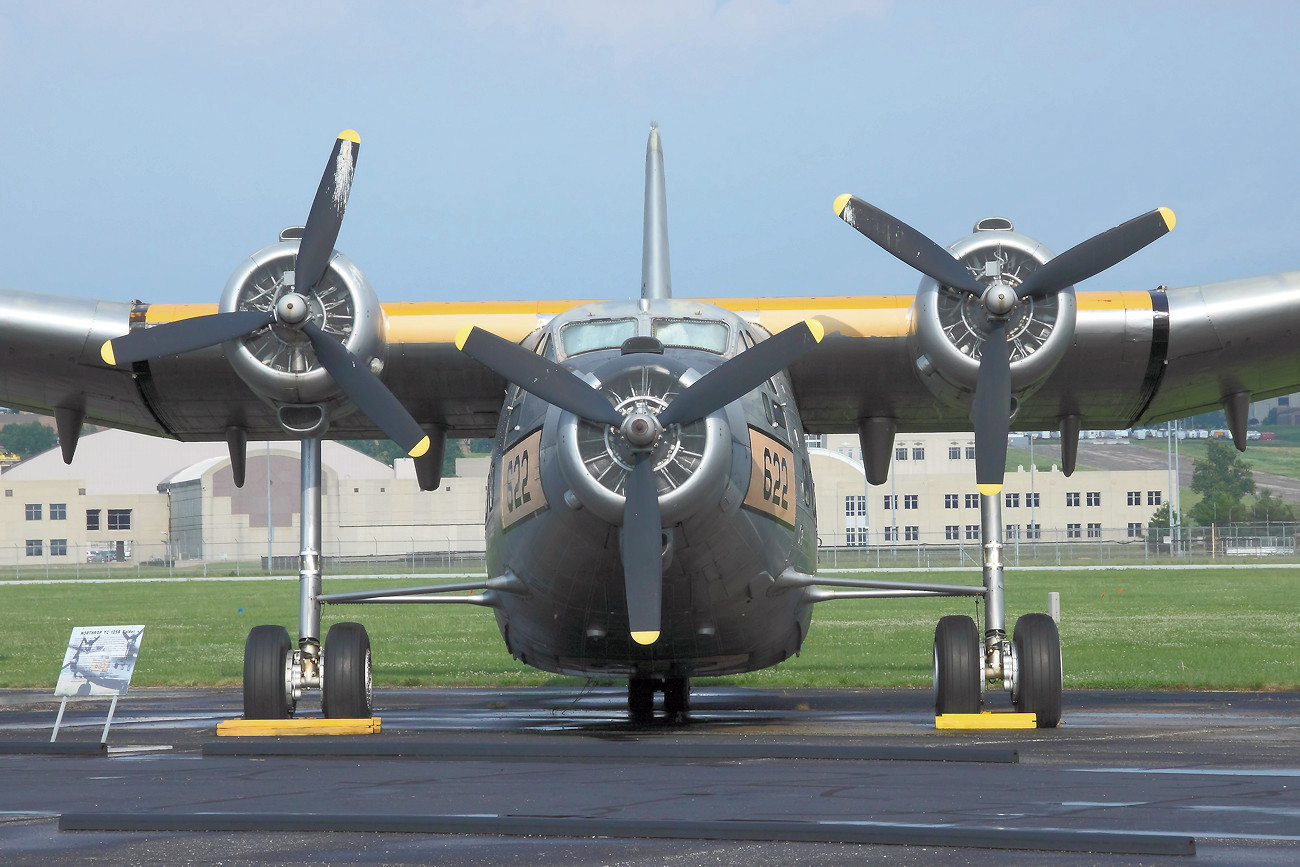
[3,523,1296,580]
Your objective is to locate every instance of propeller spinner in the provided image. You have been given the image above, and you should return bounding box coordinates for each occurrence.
[834,194,1174,494]
[458,319,824,644]
[101,131,430,459]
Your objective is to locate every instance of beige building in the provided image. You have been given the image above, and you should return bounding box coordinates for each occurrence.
[0,429,488,567]
[809,433,1169,548]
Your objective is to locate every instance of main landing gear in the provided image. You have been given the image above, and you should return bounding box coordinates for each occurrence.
[241,437,374,720]
[932,491,1062,727]
[628,675,691,723]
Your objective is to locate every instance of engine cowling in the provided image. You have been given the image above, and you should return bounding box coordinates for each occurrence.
[911,218,1077,414]
[219,239,387,420]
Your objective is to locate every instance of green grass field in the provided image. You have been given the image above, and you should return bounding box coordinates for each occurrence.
[3,567,1296,691]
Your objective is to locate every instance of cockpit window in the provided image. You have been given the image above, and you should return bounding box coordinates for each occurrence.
[652,319,730,354]
[559,319,637,356]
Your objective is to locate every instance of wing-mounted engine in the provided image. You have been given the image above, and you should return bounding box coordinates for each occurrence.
[219,236,386,434]
[911,219,1076,415]
[834,194,1174,492]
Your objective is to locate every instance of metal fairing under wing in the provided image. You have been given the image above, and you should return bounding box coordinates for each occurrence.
[4,125,1300,725]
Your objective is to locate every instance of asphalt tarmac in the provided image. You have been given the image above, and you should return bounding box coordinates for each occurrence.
[1,686,1298,865]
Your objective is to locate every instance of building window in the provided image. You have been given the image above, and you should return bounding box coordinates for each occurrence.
[1128,491,1141,506]
[25,540,42,557]
[1005,492,1020,508]
[25,504,41,521]
[903,494,918,510]
[945,494,959,509]
[107,509,132,530]
[86,510,101,530]
[1067,523,1082,539]
[844,495,866,517]
[1005,524,1020,539]
[912,446,925,461]
[50,539,67,556]
[965,446,975,459]
[1087,492,1101,507]
[50,503,67,521]
[904,526,919,541]
[965,493,979,508]
[1026,523,1041,539]
[846,528,866,547]
[1026,492,1041,508]
[884,526,899,542]
[1066,492,1080,507]
[1127,522,1144,538]
[945,525,959,540]
[1087,523,1102,538]
[883,495,897,510]
[895,446,907,461]
[1148,491,1162,506]
[965,524,980,540]
[948,446,961,460]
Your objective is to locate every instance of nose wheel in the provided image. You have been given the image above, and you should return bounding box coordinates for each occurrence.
[628,675,691,722]
[933,615,982,715]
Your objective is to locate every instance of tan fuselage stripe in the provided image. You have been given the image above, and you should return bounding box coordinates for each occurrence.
[143,291,1153,344]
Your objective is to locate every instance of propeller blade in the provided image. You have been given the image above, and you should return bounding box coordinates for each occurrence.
[657,319,825,427]
[456,326,623,426]
[101,309,275,366]
[620,455,663,645]
[1015,207,1175,299]
[834,194,985,296]
[972,319,1011,495]
[296,130,361,296]
[303,322,430,457]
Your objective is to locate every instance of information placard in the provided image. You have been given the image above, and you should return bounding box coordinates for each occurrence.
[55,625,145,698]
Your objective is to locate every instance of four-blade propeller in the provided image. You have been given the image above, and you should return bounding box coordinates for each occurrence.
[100,131,429,459]
[834,194,1174,494]
[458,319,824,644]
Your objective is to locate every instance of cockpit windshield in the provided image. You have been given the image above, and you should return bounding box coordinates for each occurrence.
[559,319,637,356]
[652,319,730,354]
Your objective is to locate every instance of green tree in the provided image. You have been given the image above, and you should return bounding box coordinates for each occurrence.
[1187,440,1255,525]
[1250,488,1295,524]
[1147,502,1188,534]
[0,422,56,458]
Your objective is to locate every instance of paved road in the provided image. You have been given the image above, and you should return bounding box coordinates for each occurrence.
[1,687,1298,864]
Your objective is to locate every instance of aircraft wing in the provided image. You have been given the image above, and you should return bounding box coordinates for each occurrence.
[2,273,1298,445]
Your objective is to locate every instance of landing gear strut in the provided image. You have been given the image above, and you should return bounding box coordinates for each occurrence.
[242,436,370,719]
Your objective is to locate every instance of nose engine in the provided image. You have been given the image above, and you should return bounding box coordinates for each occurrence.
[556,361,733,527]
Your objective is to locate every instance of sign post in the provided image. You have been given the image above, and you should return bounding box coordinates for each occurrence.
[51,625,145,744]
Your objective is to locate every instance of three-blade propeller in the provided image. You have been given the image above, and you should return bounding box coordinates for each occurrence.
[100,131,429,459]
[834,194,1174,494]
[458,319,824,643]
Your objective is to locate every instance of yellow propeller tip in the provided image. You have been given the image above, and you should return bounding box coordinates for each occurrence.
[337,129,360,143]
[1158,206,1176,231]
[631,631,660,646]
[804,318,825,343]
[977,483,1003,497]
[408,436,431,459]
[100,341,117,367]
[833,193,853,217]
[454,325,474,351]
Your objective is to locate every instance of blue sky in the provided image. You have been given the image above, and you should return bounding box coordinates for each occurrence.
[1,1,1297,304]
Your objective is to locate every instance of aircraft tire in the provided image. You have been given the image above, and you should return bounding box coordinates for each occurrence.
[323,622,373,719]
[243,625,292,720]
[933,615,981,716]
[663,677,690,718]
[1012,613,1062,728]
[628,676,655,721]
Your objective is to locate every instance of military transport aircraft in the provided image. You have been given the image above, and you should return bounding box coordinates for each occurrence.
[4,126,1298,726]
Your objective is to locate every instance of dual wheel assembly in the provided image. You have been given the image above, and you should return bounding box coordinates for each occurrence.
[933,612,1062,727]
[628,675,690,722]
[242,622,373,720]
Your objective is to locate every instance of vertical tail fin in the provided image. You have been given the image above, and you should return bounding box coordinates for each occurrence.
[640,123,671,300]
